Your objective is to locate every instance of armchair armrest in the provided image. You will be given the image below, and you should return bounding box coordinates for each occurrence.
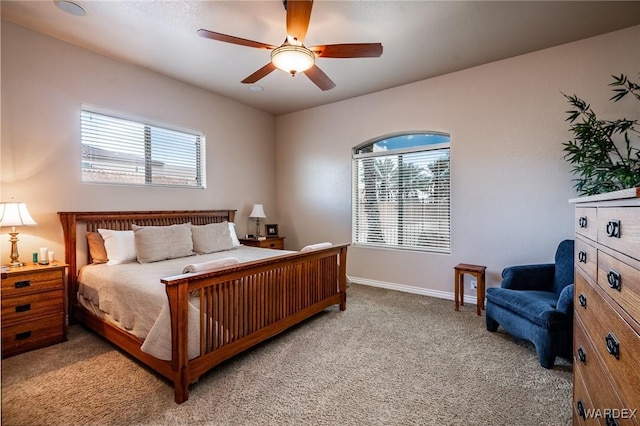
[556,284,574,315]
[501,264,556,291]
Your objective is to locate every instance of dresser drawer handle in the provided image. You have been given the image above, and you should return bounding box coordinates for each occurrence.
[605,413,620,426]
[578,216,588,228]
[16,331,32,340]
[577,346,587,364]
[607,270,622,291]
[606,219,621,238]
[577,399,586,419]
[578,251,587,263]
[15,280,31,289]
[578,293,587,308]
[15,304,31,313]
[605,333,620,360]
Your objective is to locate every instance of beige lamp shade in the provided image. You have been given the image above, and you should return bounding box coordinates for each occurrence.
[249,204,266,219]
[0,202,37,227]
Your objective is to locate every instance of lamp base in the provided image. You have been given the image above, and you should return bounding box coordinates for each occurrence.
[7,261,26,268]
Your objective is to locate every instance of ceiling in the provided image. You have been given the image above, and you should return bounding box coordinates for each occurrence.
[2,1,640,115]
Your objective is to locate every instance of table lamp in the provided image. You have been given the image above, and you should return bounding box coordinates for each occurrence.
[249,204,266,238]
[0,202,37,267]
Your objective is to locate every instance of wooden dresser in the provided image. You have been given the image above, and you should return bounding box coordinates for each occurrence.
[570,187,639,425]
[1,262,67,357]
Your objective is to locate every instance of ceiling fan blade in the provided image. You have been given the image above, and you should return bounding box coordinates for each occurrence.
[310,43,383,58]
[241,63,277,84]
[197,29,276,50]
[286,0,313,43]
[303,65,336,91]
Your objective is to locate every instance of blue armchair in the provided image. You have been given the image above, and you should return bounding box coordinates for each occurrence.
[486,240,574,368]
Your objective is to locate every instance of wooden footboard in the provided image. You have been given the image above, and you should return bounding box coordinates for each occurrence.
[58,210,348,403]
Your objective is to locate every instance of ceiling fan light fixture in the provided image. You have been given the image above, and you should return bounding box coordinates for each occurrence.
[271,45,315,75]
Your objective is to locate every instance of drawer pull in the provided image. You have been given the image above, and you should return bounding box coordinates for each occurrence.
[577,400,586,419]
[607,270,622,291]
[15,304,31,313]
[578,293,587,308]
[605,333,620,360]
[606,219,621,238]
[605,414,619,426]
[578,216,588,228]
[16,331,31,340]
[578,250,587,263]
[15,280,31,289]
[577,346,587,364]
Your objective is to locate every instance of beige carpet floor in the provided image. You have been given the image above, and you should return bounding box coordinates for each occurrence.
[1,284,572,425]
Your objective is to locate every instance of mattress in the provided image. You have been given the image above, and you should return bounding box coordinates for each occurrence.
[78,245,294,360]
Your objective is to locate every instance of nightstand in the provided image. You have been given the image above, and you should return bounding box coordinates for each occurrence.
[239,237,285,250]
[1,262,67,357]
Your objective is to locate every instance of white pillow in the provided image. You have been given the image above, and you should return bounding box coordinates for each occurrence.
[97,229,137,265]
[228,222,241,247]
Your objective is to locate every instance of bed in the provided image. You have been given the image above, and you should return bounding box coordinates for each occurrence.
[58,210,348,403]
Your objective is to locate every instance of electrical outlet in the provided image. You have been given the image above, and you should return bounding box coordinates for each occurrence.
[470,279,478,289]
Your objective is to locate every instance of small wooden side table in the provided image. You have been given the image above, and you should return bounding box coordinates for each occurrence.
[239,237,285,250]
[454,263,486,315]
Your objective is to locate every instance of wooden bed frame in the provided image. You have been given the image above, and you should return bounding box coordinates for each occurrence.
[58,210,348,403]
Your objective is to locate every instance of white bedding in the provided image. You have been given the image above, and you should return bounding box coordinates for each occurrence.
[78,245,294,361]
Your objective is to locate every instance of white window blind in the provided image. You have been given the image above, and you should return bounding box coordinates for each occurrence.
[352,133,450,253]
[80,106,204,188]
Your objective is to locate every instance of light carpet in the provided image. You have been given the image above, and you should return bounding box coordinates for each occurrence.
[1,284,572,425]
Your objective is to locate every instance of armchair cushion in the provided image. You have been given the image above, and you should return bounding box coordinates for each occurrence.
[486,289,570,330]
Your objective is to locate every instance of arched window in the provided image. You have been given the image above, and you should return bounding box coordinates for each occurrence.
[352,132,450,253]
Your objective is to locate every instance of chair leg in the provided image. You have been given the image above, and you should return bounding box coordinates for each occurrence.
[486,315,499,332]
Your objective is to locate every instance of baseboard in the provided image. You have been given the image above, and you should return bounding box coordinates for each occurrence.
[347,275,479,306]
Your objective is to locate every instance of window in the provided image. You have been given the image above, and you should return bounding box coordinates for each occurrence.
[352,132,450,253]
[80,106,204,188]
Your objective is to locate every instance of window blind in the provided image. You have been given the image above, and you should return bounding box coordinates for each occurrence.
[352,135,450,253]
[80,107,204,188]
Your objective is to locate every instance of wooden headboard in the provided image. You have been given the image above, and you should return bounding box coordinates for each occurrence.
[58,210,236,319]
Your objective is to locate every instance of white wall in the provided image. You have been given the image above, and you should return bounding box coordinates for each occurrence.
[1,21,277,265]
[275,25,640,298]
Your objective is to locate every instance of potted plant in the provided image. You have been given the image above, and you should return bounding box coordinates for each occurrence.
[562,74,640,196]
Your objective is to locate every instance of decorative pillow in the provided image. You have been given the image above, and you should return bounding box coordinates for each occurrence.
[97,229,137,266]
[86,231,108,264]
[228,222,241,247]
[191,221,235,254]
[131,223,194,264]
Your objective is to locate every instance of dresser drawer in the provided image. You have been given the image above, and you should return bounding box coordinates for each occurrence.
[575,270,640,412]
[576,207,598,241]
[1,269,64,298]
[597,251,640,325]
[575,237,598,282]
[573,366,597,426]
[1,313,65,357]
[597,207,640,261]
[574,315,630,424]
[1,289,64,325]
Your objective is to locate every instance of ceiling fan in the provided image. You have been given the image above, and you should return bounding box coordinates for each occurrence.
[197,0,383,91]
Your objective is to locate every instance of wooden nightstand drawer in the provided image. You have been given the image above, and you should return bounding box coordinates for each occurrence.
[240,237,285,250]
[1,313,65,357]
[1,263,67,357]
[1,268,64,297]
[1,289,64,324]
